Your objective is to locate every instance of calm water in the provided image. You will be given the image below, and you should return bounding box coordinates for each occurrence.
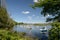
[13,25,52,40]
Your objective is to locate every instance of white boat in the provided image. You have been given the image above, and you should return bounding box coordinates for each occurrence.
[40,27,47,33]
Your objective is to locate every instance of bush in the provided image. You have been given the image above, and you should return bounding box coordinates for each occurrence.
[0,7,17,29]
[49,22,60,40]
[0,29,38,40]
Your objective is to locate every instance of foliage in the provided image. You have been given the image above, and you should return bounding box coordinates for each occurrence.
[49,22,60,40]
[7,18,18,29]
[32,0,60,22]
[0,7,17,29]
[16,22,24,25]
[0,7,8,28]
[0,29,20,40]
[0,29,38,40]
[33,23,51,26]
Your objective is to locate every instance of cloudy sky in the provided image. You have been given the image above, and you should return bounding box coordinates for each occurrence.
[6,0,47,23]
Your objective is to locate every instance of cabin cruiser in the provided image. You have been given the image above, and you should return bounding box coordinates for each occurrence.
[40,27,47,33]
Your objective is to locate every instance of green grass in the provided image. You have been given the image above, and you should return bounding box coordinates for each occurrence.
[0,29,38,40]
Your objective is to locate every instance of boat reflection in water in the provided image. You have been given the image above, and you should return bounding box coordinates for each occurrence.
[40,27,47,33]
[40,27,48,40]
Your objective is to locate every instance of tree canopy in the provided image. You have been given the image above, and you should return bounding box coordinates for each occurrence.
[0,7,8,28]
[0,7,17,29]
[32,0,60,22]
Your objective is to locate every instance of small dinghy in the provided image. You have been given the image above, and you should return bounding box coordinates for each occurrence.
[40,27,47,33]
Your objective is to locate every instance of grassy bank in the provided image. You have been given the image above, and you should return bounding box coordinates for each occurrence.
[0,29,38,40]
[49,22,60,40]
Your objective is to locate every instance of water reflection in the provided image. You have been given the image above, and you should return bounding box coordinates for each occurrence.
[13,25,52,40]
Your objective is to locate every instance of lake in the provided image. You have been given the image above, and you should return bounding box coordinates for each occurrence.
[13,24,52,40]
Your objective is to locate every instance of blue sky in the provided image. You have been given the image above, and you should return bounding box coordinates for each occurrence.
[6,0,47,23]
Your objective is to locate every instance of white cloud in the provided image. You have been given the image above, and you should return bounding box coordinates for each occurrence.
[33,0,38,2]
[22,11,30,14]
